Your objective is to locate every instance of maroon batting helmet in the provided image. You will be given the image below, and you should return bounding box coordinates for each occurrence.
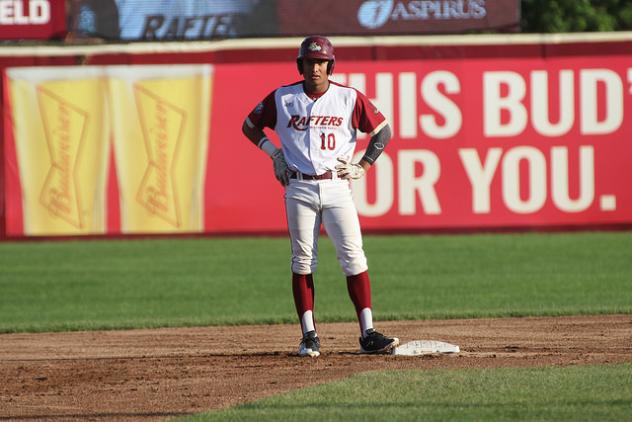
[297,35,335,75]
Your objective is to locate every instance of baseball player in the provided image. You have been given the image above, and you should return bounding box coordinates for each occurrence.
[242,35,398,357]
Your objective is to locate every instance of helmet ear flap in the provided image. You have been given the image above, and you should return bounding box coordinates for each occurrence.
[297,58,303,75]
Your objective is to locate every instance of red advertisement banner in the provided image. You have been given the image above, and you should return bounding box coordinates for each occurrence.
[277,0,520,35]
[0,0,66,40]
[2,41,632,237]
[208,56,632,233]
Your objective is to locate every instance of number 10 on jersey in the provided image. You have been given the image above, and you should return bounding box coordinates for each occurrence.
[320,133,336,150]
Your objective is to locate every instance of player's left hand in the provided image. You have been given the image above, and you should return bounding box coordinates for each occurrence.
[335,158,366,180]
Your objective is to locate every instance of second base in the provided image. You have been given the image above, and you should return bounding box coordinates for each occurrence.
[392,340,460,356]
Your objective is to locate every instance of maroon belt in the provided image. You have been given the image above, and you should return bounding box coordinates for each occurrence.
[290,170,334,180]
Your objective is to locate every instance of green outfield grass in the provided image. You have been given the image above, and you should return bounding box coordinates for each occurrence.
[178,363,632,421]
[0,232,630,333]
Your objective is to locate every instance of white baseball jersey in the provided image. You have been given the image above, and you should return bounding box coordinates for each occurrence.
[247,81,387,175]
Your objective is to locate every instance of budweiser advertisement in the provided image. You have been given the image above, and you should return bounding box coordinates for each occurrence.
[5,67,110,236]
[106,65,212,234]
[4,65,212,236]
[0,0,66,40]
[2,45,632,237]
[207,57,632,233]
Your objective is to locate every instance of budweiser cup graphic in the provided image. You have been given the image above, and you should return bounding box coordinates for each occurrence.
[106,65,212,233]
[7,67,110,235]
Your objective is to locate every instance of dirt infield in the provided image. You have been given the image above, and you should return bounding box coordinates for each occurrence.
[1,315,631,421]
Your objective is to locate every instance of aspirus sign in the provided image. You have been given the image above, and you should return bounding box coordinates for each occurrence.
[358,0,487,29]
[0,0,50,25]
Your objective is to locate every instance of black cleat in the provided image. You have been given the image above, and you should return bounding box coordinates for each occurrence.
[359,328,399,354]
[298,330,321,357]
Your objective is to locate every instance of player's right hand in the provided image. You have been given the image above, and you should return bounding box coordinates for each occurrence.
[271,149,290,186]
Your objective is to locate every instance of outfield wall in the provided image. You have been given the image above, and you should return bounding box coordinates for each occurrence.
[1,33,632,238]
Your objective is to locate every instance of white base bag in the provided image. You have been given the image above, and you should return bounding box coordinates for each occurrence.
[392,340,460,356]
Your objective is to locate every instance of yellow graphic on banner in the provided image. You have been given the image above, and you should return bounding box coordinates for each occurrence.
[108,65,211,233]
[135,86,185,227]
[38,87,88,228]
[8,69,109,236]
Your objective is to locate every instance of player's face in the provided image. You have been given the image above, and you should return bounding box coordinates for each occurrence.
[302,58,329,92]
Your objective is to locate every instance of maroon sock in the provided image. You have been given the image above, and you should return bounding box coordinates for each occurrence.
[346,270,372,316]
[292,273,315,331]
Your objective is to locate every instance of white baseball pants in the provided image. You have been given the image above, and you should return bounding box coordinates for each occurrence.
[285,178,368,276]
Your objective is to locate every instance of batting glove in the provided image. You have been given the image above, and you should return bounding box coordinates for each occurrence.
[271,149,290,186]
[335,157,366,180]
